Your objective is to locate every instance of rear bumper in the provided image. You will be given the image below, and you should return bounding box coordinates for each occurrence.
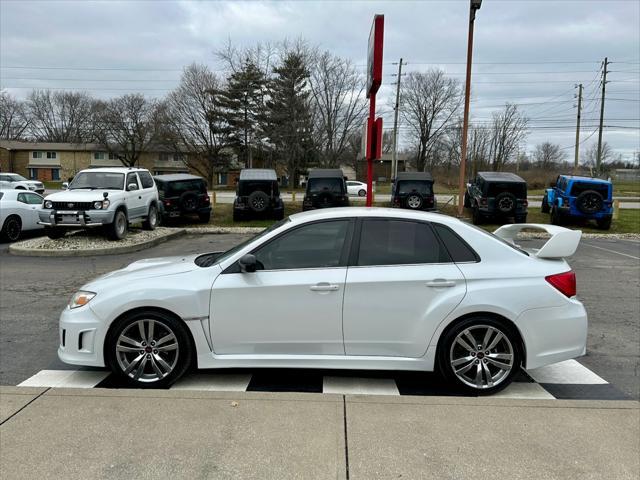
[515,299,588,370]
[58,304,107,367]
[38,209,115,227]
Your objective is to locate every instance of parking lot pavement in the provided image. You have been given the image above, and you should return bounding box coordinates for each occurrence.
[1,234,638,400]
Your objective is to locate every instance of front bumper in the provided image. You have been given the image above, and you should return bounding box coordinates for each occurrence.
[515,298,588,370]
[58,304,107,367]
[38,209,115,227]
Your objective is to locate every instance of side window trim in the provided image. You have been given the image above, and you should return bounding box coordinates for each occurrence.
[432,223,481,263]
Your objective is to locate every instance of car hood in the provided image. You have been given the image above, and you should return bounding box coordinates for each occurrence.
[44,190,121,202]
[84,254,204,290]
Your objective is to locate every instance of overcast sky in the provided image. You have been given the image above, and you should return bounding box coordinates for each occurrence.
[1,0,639,160]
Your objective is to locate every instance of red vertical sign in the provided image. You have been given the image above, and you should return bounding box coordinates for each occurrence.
[366,15,384,207]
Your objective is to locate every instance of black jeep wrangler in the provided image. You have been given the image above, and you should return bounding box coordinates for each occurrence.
[302,169,350,211]
[465,172,528,224]
[154,174,211,223]
[233,169,284,221]
[391,172,437,211]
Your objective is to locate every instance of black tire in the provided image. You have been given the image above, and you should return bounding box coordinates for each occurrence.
[232,209,244,222]
[108,209,128,240]
[105,310,193,389]
[45,226,66,240]
[438,316,522,395]
[179,192,199,213]
[358,189,366,197]
[550,207,563,226]
[472,206,483,225]
[198,211,211,223]
[1,215,22,242]
[541,195,550,214]
[142,204,158,231]
[405,194,424,210]
[463,192,471,208]
[514,215,527,224]
[494,191,517,214]
[596,216,612,230]
[247,190,270,213]
[576,190,604,215]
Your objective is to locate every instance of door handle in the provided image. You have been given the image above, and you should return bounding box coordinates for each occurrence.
[310,283,340,292]
[426,279,456,288]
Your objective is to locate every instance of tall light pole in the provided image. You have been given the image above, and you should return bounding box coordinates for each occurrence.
[457,0,482,216]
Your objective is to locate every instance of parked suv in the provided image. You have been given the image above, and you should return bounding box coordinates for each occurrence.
[542,175,613,229]
[391,172,437,211]
[39,167,159,240]
[233,169,284,221]
[0,173,45,194]
[465,172,528,224]
[302,169,349,211]
[154,174,211,224]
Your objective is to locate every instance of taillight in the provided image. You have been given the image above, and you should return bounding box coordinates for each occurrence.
[164,200,171,206]
[204,195,210,204]
[480,198,487,206]
[546,271,576,297]
[523,199,529,207]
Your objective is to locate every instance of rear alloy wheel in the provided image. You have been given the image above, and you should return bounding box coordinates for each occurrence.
[440,318,520,394]
[406,194,423,209]
[106,311,192,388]
[358,189,366,197]
[1,216,22,242]
[142,204,158,230]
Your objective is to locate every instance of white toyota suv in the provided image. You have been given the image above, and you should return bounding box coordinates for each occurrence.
[39,167,159,240]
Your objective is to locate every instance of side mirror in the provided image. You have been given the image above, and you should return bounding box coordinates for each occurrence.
[127,183,138,191]
[238,254,257,273]
[62,182,69,190]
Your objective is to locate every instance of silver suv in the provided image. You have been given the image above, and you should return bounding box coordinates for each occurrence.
[39,167,159,240]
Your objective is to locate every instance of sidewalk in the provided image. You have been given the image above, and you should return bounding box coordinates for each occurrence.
[1,386,638,479]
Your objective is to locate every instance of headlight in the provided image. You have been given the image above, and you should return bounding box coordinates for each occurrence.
[69,291,96,309]
[44,200,53,209]
[93,201,103,210]
[28,185,35,190]
[93,199,110,209]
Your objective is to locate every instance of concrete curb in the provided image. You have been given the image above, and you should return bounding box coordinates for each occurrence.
[184,226,265,234]
[9,229,186,257]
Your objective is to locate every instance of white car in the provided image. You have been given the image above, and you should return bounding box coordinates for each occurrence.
[58,208,587,394]
[0,189,44,242]
[0,173,45,194]
[346,180,367,197]
[39,167,159,240]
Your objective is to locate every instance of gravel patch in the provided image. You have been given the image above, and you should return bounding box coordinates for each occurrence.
[10,227,185,256]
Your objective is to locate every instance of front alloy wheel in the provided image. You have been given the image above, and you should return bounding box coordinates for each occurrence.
[107,311,192,388]
[440,318,520,394]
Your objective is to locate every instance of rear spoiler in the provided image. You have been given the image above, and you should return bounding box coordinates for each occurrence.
[493,224,582,259]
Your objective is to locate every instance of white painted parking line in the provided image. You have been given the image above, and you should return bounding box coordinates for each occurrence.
[493,382,555,400]
[527,360,608,385]
[582,243,640,260]
[18,369,109,388]
[323,376,400,396]
[171,373,252,392]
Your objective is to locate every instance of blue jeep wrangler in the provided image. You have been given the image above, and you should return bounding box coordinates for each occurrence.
[542,175,613,230]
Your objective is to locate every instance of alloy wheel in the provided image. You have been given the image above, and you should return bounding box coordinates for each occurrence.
[449,325,514,390]
[115,319,179,383]
[6,219,21,241]
[407,195,422,209]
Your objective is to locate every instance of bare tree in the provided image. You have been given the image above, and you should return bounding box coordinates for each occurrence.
[26,89,96,142]
[584,141,613,167]
[400,69,462,172]
[309,51,368,167]
[165,64,235,185]
[0,91,30,139]
[533,142,565,170]
[94,94,162,167]
[487,103,528,171]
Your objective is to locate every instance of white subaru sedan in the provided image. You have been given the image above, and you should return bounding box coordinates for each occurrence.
[58,208,587,394]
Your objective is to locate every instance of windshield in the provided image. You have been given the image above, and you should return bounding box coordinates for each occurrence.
[6,174,28,182]
[397,180,433,196]
[213,218,290,265]
[69,172,125,190]
[238,181,278,197]
[307,178,344,194]
[486,183,527,198]
[160,179,206,195]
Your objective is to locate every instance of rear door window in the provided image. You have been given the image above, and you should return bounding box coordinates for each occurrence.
[307,178,344,194]
[396,180,432,196]
[138,171,155,189]
[168,180,206,195]
[432,223,479,262]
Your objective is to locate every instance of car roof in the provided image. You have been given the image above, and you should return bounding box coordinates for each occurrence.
[78,167,148,174]
[289,206,463,226]
[477,171,525,183]
[396,172,434,182]
[560,175,610,184]
[308,169,344,178]
[0,189,38,199]
[154,173,204,182]
[239,169,278,181]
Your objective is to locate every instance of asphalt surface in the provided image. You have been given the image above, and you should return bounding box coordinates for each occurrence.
[0,232,638,399]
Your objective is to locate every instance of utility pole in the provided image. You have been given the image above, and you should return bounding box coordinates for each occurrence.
[574,83,583,173]
[596,57,609,173]
[391,58,403,182]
